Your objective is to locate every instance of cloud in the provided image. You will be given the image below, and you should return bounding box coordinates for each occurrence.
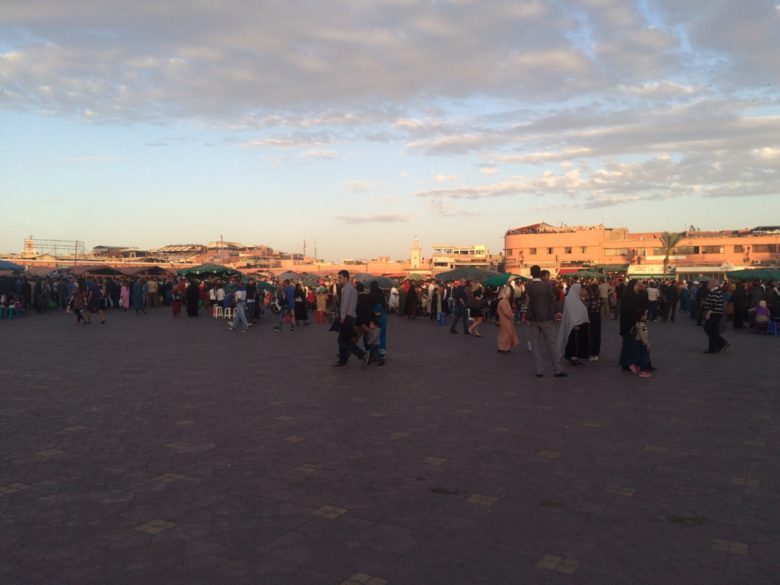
[415,179,528,199]
[69,154,123,163]
[433,174,456,183]
[427,200,475,217]
[301,149,338,159]
[343,180,371,193]
[334,213,411,224]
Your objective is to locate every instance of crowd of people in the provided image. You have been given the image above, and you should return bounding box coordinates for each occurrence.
[2,268,779,375]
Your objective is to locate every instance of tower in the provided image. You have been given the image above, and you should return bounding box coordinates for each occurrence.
[410,237,422,269]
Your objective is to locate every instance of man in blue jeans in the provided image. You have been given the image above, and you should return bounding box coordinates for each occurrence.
[449,280,470,335]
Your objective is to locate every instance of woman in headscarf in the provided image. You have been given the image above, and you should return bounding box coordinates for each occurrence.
[368,281,389,357]
[619,279,646,369]
[496,286,519,353]
[556,282,590,366]
[404,282,418,319]
[185,279,200,317]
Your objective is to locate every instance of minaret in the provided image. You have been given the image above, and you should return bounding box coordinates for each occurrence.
[410,236,422,269]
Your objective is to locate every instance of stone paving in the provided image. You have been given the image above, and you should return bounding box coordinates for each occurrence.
[1,307,778,584]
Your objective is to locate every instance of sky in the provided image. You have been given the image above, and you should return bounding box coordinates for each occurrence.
[1,0,779,261]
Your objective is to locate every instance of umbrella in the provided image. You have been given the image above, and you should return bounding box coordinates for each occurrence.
[299,273,322,287]
[73,266,129,277]
[726,268,780,281]
[405,273,428,281]
[129,265,174,278]
[482,273,529,287]
[178,263,240,278]
[353,273,397,289]
[276,270,301,281]
[434,267,500,282]
[0,260,25,272]
[256,281,276,292]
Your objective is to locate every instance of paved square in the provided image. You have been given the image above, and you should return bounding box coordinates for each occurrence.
[1,309,778,584]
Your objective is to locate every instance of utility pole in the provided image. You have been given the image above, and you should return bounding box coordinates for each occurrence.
[303,240,307,258]
[314,241,318,262]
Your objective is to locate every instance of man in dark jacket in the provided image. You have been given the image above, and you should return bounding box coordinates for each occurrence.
[449,280,470,335]
[526,266,566,377]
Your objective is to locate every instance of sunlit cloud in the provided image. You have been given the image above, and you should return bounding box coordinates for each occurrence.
[334,213,411,224]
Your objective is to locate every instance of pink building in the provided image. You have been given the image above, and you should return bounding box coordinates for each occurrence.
[504,223,780,278]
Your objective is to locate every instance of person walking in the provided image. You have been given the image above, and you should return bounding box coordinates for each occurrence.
[228,280,249,333]
[526,265,566,377]
[619,279,645,370]
[597,278,612,319]
[273,279,296,332]
[586,283,602,361]
[332,270,368,368]
[703,279,729,353]
[368,281,389,358]
[131,278,145,315]
[496,287,519,353]
[557,283,590,367]
[185,279,199,317]
[449,280,470,335]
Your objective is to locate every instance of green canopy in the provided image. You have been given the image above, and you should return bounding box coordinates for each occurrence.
[434,267,500,282]
[726,268,780,281]
[406,273,428,281]
[177,263,240,278]
[482,273,529,287]
[594,264,629,272]
[570,269,605,279]
[256,281,276,292]
[353,273,397,289]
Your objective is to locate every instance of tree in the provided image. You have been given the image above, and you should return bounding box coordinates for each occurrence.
[660,232,685,276]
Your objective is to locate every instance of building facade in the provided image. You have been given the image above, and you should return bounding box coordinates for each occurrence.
[504,223,780,277]
[430,243,490,272]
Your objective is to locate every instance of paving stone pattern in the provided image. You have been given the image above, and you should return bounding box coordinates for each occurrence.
[1,309,779,584]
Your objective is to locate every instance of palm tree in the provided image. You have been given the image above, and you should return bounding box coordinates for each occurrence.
[659,232,685,276]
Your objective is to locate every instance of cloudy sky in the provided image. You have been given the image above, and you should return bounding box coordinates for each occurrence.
[2,0,779,260]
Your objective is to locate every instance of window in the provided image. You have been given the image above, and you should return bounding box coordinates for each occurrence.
[701,246,724,254]
[546,247,554,255]
[677,246,694,255]
[504,249,512,256]
[580,247,587,254]
[734,245,745,253]
[564,247,572,254]
[604,248,628,257]
[529,248,537,255]
[754,244,779,253]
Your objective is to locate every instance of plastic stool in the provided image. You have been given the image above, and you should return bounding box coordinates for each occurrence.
[224,307,235,319]
[213,306,223,319]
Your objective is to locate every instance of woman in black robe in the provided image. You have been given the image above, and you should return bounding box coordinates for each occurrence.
[186,279,200,317]
[404,283,418,319]
[619,279,648,369]
[293,283,310,325]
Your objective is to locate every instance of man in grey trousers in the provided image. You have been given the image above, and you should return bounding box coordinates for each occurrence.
[526,265,567,378]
